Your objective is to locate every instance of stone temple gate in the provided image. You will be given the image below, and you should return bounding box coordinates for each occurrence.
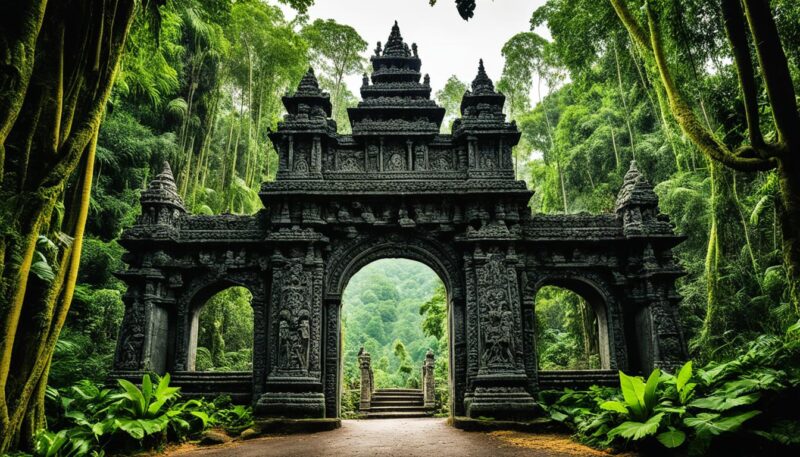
[112,23,687,420]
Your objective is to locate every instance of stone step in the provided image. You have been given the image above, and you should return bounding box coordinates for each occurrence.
[370,400,424,407]
[364,411,433,419]
[367,405,431,412]
[538,370,619,389]
[371,393,423,399]
[179,391,252,404]
[372,391,423,396]
[374,388,423,394]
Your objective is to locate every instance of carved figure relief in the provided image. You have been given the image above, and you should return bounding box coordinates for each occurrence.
[276,261,312,372]
[428,150,452,171]
[386,153,406,171]
[116,296,145,370]
[294,157,309,174]
[479,146,496,169]
[477,255,517,370]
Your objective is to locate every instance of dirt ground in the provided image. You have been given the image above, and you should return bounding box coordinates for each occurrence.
[166,417,632,457]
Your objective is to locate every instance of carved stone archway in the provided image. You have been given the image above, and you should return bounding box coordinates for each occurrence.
[321,233,466,416]
[112,23,687,420]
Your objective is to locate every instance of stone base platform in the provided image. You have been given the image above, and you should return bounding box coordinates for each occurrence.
[249,418,342,436]
[451,416,561,433]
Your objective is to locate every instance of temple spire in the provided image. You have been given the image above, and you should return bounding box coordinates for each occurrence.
[471,59,496,95]
[295,67,322,95]
[383,20,410,57]
[138,160,185,218]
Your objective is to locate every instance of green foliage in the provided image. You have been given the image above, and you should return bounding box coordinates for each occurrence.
[196,287,254,372]
[540,321,800,454]
[434,76,468,133]
[340,259,448,414]
[535,286,600,370]
[37,375,254,456]
[420,284,447,340]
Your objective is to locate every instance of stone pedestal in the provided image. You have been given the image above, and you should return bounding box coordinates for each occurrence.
[422,350,435,408]
[254,390,326,418]
[358,350,373,411]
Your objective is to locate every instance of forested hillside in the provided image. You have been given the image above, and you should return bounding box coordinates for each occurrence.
[341,260,443,391]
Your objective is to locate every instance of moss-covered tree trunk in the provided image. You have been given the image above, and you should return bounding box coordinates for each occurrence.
[609,0,800,311]
[0,1,141,451]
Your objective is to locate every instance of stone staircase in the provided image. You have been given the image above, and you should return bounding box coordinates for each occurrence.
[364,388,433,419]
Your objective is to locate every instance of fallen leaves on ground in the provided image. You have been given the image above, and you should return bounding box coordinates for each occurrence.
[488,431,637,456]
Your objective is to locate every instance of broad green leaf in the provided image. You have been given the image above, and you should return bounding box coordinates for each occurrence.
[117,379,146,417]
[608,412,664,441]
[655,405,686,414]
[644,369,661,412]
[141,374,153,407]
[618,371,646,419]
[656,429,686,448]
[600,400,628,414]
[676,361,692,392]
[118,419,146,440]
[679,382,696,404]
[191,410,211,427]
[684,410,761,437]
[688,393,760,412]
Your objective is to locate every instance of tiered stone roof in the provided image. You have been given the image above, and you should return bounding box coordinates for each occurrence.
[453,60,517,138]
[347,22,445,136]
[615,161,659,210]
[278,68,335,134]
[140,162,185,212]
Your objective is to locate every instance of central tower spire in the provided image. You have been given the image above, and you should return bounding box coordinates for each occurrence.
[347,21,445,137]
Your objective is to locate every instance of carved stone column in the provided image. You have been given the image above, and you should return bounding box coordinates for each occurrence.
[422,349,435,409]
[358,350,373,411]
[255,250,325,418]
[465,249,537,419]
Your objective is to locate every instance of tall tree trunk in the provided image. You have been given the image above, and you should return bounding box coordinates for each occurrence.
[699,161,724,350]
[0,1,136,450]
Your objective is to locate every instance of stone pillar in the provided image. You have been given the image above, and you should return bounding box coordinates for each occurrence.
[465,249,537,420]
[359,349,373,411]
[422,349,435,409]
[255,251,326,418]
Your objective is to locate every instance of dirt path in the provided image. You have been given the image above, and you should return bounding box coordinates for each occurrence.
[168,418,622,457]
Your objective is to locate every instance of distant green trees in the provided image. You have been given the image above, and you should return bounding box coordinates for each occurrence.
[195,287,254,372]
[341,259,444,394]
[535,286,600,370]
[435,76,468,133]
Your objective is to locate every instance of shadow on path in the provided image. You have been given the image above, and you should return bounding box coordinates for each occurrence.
[168,418,628,457]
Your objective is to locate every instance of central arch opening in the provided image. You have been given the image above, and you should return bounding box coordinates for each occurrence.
[339,258,450,418]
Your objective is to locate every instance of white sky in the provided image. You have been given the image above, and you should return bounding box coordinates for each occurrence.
[279,0,549,96]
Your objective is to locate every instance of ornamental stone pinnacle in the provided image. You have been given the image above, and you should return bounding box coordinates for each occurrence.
[471,59,495,95]
[139,161,185,212]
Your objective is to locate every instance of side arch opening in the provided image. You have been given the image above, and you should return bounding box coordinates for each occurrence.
[534,283,610,371]
[184,282,255,373]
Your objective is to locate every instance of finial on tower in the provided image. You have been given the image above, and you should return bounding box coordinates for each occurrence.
[384,21,409,57]
[295,67,322,95]
[471,59,496,95]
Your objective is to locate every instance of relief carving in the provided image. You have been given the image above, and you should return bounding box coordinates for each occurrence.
[276,260,312,373]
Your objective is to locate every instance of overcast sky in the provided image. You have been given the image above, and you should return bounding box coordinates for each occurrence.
[279,0,549,97]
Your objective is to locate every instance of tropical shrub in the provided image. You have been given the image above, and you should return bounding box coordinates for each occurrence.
[34,374,253,456]
[540,321,800,454]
